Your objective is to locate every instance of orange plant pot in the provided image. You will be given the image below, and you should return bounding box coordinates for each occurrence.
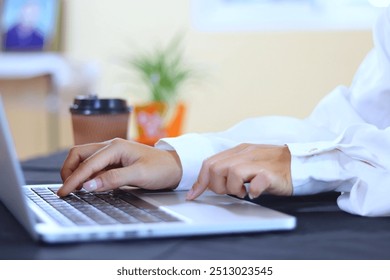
[134,101,186,146]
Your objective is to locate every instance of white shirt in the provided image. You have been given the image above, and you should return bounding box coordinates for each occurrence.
[156,6,390,217]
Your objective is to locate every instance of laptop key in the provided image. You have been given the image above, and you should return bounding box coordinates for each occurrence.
[29,187,181,226]
[95,193,163,223]
[28,189,96,226]
[113,191,181,222]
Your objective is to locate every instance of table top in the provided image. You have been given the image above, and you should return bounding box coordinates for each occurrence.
[1,150,389,260]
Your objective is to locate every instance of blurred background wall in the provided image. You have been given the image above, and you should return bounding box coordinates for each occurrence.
[1,0,374,159]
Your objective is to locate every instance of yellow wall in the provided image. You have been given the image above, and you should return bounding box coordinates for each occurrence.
[64,0,372,133]
[2,0,373,159]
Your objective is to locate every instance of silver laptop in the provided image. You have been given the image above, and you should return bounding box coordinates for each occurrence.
[0,96,296,243]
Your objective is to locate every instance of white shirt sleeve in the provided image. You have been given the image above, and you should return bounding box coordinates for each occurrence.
[155,6,390,217]
[288,123,390,216]
[156,115,337,191]
[287,6,390,216]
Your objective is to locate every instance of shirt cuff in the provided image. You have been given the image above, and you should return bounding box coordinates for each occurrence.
[287,142,355,195]
[155,133,217,191]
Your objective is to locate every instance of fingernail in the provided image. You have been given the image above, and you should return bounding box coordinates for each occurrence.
[186,188,194,200]
[83,178,100,192]
[248,192,254,200]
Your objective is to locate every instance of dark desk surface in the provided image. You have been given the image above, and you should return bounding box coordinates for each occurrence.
[1,150,390,260]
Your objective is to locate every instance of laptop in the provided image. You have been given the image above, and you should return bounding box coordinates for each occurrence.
[0,96,296,243]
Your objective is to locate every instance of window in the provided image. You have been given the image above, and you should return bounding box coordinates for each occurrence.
[191,0,389,31]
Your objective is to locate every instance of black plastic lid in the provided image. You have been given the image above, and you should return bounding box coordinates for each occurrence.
[70,95,131,115]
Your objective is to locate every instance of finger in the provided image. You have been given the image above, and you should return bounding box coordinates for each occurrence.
[60,142,108,182]
[186,181,207,200]
[82,166,137,192]
[226,164,253,198]
[187,157,218,200]
[206,160,229,195]
[185,155,212,200]
[187,147,252,200]
[247,171,272,199]
[57,143,122,197]
[208,153,255,198]
[83,168,127,192]
[186,154,232,200]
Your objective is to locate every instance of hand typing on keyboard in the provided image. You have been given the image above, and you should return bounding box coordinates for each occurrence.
[57,139,183,197]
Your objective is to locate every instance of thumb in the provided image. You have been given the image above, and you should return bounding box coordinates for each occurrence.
[247,171,272,199]
[82,168,131,192]
[248,170,291,199]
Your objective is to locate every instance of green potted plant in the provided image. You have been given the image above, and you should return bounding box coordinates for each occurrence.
[128,35,196,145]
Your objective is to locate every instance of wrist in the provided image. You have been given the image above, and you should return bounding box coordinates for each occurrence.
[166,150,183,189]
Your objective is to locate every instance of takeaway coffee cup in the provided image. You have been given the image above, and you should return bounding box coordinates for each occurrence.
[70,95,131,145]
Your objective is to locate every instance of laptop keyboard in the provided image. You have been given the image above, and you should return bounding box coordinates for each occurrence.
[25,187,181,226]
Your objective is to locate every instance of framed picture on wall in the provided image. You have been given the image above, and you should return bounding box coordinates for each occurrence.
[1,0,61,52]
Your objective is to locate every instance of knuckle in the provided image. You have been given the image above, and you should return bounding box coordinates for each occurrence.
[200,160,216,176]
[111,137,125,146]
[201,158,212,170]
[103,169,121,188]
[210,163,223,176]
[236,143,251,151]
[228,165,243,178]
[203,160,224,176]
[68,146,79,157]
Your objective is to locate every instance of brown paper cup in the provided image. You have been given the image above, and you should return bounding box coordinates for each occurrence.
[70,95,131,145]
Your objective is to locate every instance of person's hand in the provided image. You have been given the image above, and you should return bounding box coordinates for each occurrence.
[57,138,182,197]
[186,144,292,200]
